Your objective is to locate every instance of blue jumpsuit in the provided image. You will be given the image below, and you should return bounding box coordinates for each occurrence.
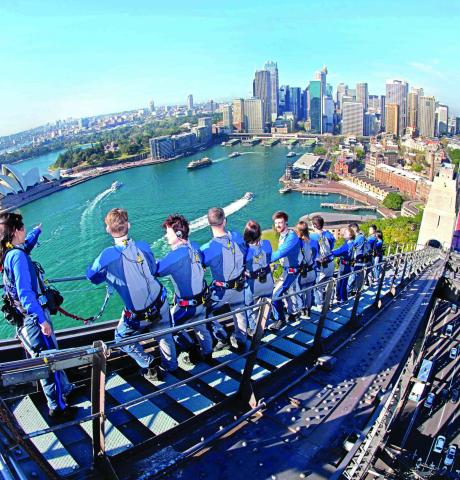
[374,239,383,279]
[348,232,366,293]
[365,234,377,281]
[2,228,74,410]
[87,238,177,371]
[201,231,248,343]
[244,240,274,330]
[296,238,318,313]
[332,240,354,302]
[310,230,335,308]
[271,229,301,322]
[156,241,213,356]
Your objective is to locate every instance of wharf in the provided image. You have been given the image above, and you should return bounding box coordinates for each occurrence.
[321,202,377,212]
[263,138,280,147]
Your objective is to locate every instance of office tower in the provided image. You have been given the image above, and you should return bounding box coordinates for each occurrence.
[368,95,379,112]
[222,105,233,131]
[386,80,409,135]
[436,104,449,136]
[342,102,364,136]
[356,83,368,112]
[279,85,290,114]
[308,80,322,133]
[380,95,386,128]
[385,104,399,135]
[187,94,193,110]
[149,100,155,112]
[407,91,419,130]
[336,83,348,112]
[341,95,353,105]
[289,87,302,121]
[232,98,245,132]
[264,60,279,121]
[300,88,308,121]
[418,96,436,137]
[324,97,335,133]
[456,117,460,135]
[243,98,264,134]
[253,69,271,125]
[364,113,378,136]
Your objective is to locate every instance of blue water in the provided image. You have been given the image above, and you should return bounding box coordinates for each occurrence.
[0,144,376,337]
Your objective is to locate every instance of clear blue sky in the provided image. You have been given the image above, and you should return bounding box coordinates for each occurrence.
[0,0,459,136]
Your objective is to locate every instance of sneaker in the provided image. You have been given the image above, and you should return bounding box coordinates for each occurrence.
[269,319,286,331]
[49,405,78,420]
[288,312,299,323]
[144,365,166,382]
[247,327,255,337]
[214,339,230,351]
[62,385,77,404]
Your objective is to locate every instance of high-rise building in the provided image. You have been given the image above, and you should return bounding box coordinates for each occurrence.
[187,94,193,110]
[418,96,436,138]
[385,104,399,136]
[232,99,245,132]
[341,102,364,136]
[289,87,302,121]
[456,117,460,135]
[407,92,419,130]
[243,98,264,134]
[264,60,279,121]
[324,97,335,134]
[368,95,379,112]
[253,70,271,125]
[149,100,155,112]
[150,136,174,159]
[380,95,386,128]
[196,117,212,144]
[364,113,378,136]
[279,85,290,114]
[222,105,233,131]
[436,104,449,136]
[386,80,409,136]
[336,83,348,112]
[356,83,368,112]
[308,80,322,133]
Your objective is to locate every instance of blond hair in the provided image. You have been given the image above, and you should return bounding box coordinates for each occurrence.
[105,208,129,236]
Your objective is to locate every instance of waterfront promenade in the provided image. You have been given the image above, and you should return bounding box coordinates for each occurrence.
[279,177,396,218]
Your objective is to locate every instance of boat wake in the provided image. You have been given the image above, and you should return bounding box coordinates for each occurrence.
[212,157,228,164]
[80,187,114,228]
[151,193,254,254]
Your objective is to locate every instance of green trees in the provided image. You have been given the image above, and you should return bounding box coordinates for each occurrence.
[383,192,404,210]
[355,148,366,161]
[314,146,327,156]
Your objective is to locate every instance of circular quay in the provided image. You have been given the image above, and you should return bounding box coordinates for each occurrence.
[0,1,459,479]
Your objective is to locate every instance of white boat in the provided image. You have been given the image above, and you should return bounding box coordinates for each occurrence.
[279,186,292,194]
[287,152,297,158]
[229,152,241,158]
[111,181,123,191]
[243,192,254,201]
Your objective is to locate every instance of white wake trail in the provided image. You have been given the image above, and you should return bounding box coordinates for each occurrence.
[80,187,114,228]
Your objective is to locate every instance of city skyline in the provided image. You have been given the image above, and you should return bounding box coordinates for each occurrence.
[1,0,459,136]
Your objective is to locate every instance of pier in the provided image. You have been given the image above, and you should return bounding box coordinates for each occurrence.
[321,202,377,211]
[263,138,280,147]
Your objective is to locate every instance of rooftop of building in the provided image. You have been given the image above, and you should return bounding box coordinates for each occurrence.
[293,153,321,170]
[376,163,432,184]
[301,211,377,225]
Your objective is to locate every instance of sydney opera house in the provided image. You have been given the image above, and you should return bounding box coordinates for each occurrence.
[0,164,62,211]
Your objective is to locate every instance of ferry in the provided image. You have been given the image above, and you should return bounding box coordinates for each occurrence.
[187,157,212,170]
[287,151,297,158]
[279,186,292,194]
[229,152,241,158]
[111,181,123,191]
[243,191,254,201]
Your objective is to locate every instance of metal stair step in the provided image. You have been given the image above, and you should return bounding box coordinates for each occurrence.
[106,373,179,435]
[73,396,133,456]
[286,329,315,346]
[148,373,215,415]
[178,355,239,396]
[213,349,270,381]
[12,396,79,476]
[256,347,291,368]
[262,334,308,356]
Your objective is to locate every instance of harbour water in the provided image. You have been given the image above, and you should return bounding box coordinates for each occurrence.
[0,144,376,338]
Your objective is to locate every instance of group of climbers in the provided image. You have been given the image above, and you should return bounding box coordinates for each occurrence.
[0,208,383,421]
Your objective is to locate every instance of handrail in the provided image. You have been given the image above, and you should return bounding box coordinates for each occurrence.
[0,246,440,475]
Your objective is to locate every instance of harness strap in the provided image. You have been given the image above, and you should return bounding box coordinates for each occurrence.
[176,288,208,308]
[57,306,94,325]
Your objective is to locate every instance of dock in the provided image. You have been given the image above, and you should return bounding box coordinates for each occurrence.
[263,138,280,147]
[242,138,261,146]
[302,190,329,196]
[321,202,377,211]
[225,139,240,147]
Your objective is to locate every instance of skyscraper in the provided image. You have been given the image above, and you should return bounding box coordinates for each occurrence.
[380,95,386,128]
[386,80,409,136]
[356,83,368,112]
[232,99,245,132]
[385,104,399,136]
[187,94,193,110]
[289,87,302,121]
[264,60,279,121]
[407,91,419,130]
[149,100,155,112]
[222,105,233,131]
[341,102,364,136]
[368,95,379,112]
[418,96,436,138]
[243,98,264,134]
[308,80,322,133]
[436,104,449,136]
[336,83,348,112]
[279,85,290,114]
[253,70,271,125]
